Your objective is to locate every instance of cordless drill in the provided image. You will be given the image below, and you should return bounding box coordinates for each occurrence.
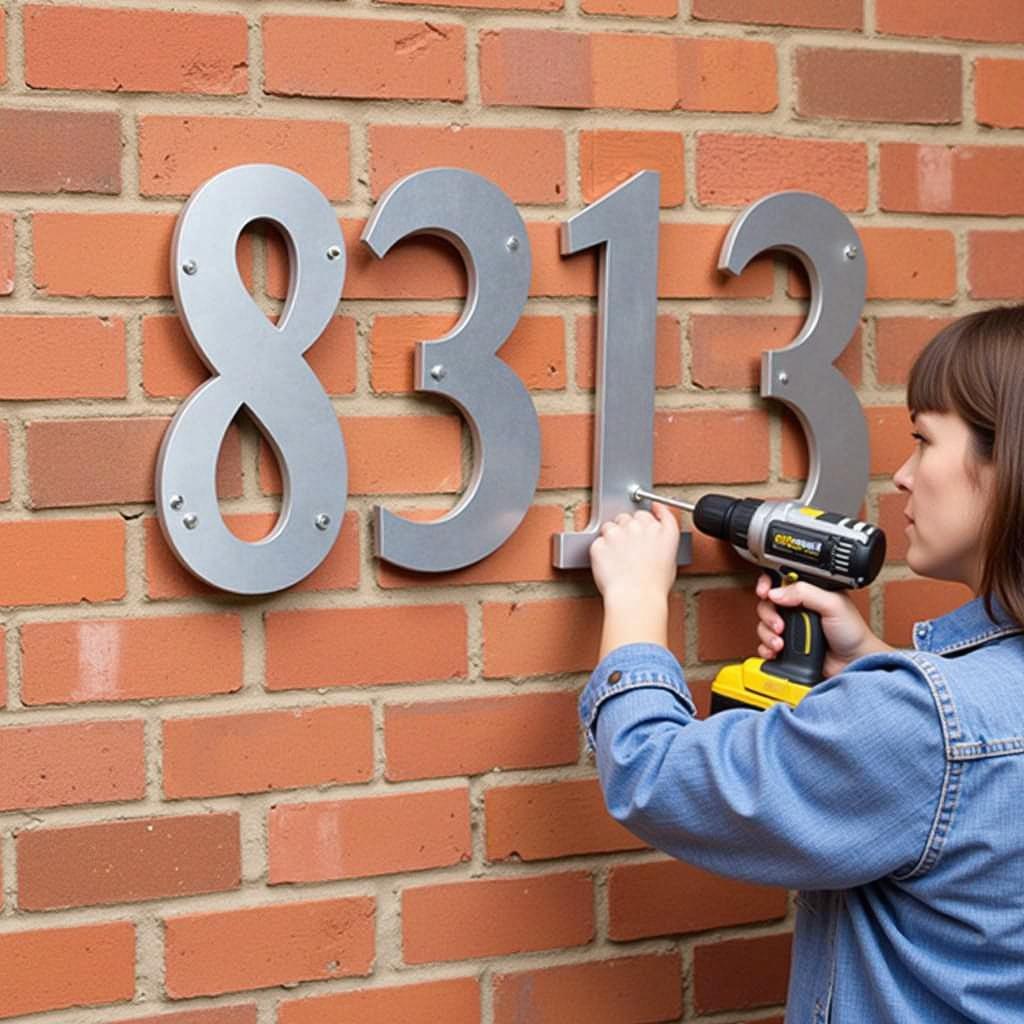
[631,488,886,713]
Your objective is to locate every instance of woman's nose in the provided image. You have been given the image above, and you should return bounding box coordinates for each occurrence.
[893,454,914,492]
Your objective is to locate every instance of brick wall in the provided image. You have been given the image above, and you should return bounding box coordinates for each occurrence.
[1,1,1021,1021]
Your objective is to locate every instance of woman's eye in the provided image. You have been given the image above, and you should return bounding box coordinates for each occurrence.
[911,431,928,446]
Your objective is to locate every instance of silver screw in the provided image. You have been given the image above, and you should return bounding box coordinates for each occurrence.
[315,513,331,531]
[843,244,858,261]
[182,260,198,276]
[326,246,342,261]
[169,494,184,511]
[505,236,519,252]
[778,371,790,384]
[183,513,198,530]
[430,364,447,381]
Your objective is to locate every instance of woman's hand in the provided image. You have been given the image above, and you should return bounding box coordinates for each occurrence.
[755,574,893,677]
[591,503,680,659]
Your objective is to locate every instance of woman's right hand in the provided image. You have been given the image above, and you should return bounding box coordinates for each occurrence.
[755,574,893,678]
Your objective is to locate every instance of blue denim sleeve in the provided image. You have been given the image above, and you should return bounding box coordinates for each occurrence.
[581,644,946,890]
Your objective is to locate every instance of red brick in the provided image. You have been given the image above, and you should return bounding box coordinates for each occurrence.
[0,9,5,86]
[859,228,957,300]
[165,898,374,997]
[881,143,1024,216]
[21,614,242,706]
[0,720,144,812]
[657,409,771,484]
[480,31,776,112]
[493,955,682,1024]
[0,518,125,606]
[0,109,120,194]
[877,0,1024,43]
[693,0,861,29]
[370,125,564,204]
[377,505,564,589]
[280,979,480,1024]
[692,315,860,390]
[145,511,360,599]
[266,605,467,691]
[370,314,565,394]
[24,6,247,94]
[969,232,1024,300]
[143,314,355,398]
[528,222,599,296]
[34,213,173,297]
[0,627,6,708]
[118,1009,257,1024]
[139,116,348,200]
[659,223,773,298]
[580,131,684,206]
[582,0,676,17]
[0,922,135,1019]
[883,579,972,646]
[698,134,867,210]
[609,858,786,939]
[269,788,470,882]
[385,692,580,781]
[403,873,593,963]
[0,424,8,505]
[0,316,125,398]
[17,813,239,910]
[697,585,759,663]
[486,778,646,861]
[261,414,461,497]
[264,17,465,101]
[875,317,954,386]
[796,48,960,125]
[877,490,909,562]
[976,59,1024,129]
[0,214,12,294]
[27,417,241,508]
[163,706,372,799]
[693,932,792,1014]
[484,594,685,677]
[576,314,681,389]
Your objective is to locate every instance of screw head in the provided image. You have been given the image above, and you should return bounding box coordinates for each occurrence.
[326,245,342,261]
[183,513,198,530]
[315,513,331,531]
[843,244,859,261]
[778,371,790,384]
[169,494,184,511]
[430,364,447,381]
[182,260,198,276]
[505,236,520,252]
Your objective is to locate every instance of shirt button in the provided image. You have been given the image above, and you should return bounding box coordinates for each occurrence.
[608,671,622,684]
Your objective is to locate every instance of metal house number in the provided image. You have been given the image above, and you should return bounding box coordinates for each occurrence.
[156,165,869,595]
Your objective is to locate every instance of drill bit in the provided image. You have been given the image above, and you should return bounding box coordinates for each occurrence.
[630,486,695,513]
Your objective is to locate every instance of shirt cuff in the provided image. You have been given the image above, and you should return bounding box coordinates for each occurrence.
[579,642,695,750]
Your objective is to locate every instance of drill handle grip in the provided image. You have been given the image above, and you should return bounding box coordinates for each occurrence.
[763,573,827,687]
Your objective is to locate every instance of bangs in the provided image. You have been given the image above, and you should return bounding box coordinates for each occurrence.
[907,316,977,419]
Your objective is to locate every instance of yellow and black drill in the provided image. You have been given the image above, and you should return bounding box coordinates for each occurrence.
[631,488,886,713]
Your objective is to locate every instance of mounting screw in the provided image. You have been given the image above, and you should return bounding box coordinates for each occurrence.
[315,513,331,531]
[182,260,198,275]
[169,494,184,511]
[778,371,790,384]
[505,236,519,252]
[843,244,858,261]
[326,246,342,261]
[183,513,198,530]
[430,364,447,381]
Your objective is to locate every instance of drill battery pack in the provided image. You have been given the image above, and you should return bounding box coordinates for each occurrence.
[709,657,811,714]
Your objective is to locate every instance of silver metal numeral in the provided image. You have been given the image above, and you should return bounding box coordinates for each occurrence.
[552,171,692,568]
[719,191,869,515]
[156,164,348,594]
[363,168,541,571]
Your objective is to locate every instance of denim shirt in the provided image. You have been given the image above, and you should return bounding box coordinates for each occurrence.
[581,597,1024,1023]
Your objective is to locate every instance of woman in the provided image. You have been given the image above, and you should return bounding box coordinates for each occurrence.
[584,306,1024,1023]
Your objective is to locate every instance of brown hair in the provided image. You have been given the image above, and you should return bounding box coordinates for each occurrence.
[907,305,1024,628]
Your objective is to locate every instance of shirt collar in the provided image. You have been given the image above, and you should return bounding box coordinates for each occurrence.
[912,594,1024,655]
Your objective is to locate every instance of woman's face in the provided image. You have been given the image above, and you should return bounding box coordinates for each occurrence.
[893,411,995,591]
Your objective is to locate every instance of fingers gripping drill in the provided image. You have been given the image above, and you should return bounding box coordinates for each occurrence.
[631,488,887,713]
